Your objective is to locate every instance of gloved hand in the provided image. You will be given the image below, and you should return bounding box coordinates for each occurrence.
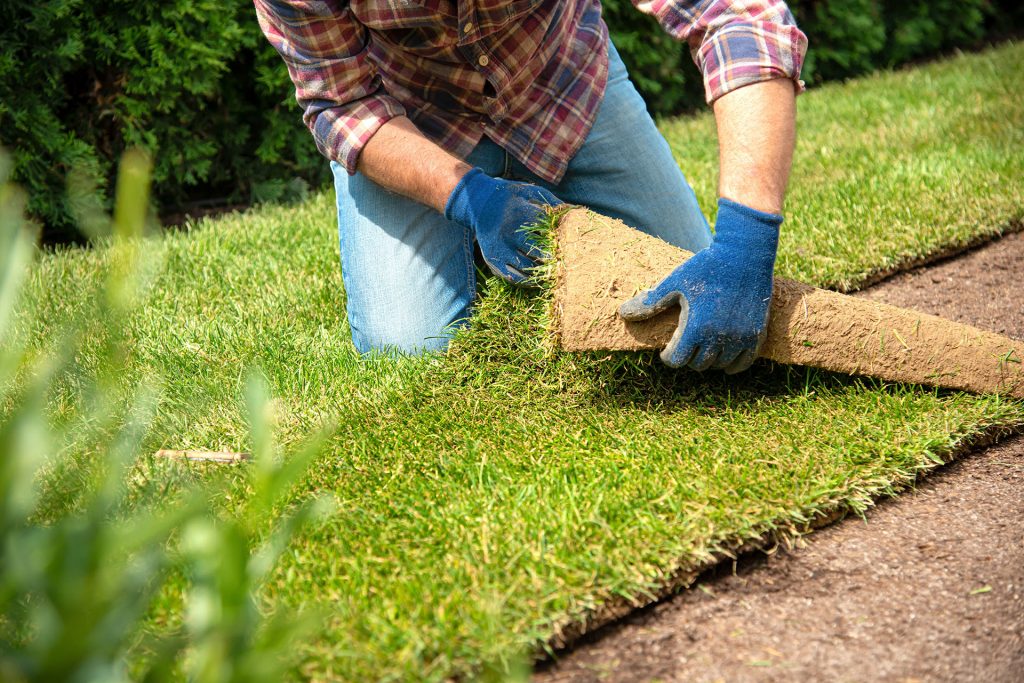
[445,167,562,284]
[619,198,782,373]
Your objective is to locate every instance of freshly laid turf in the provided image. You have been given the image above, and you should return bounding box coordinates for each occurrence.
[13,43,1024,680]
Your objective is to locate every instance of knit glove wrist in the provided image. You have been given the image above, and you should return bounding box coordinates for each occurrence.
[445,167,561,284]
[619,198,782,373]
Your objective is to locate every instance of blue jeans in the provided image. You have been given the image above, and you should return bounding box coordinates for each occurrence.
[332,41,712,354]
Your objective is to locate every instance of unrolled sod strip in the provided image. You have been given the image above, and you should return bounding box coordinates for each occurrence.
[553,208,1024,399]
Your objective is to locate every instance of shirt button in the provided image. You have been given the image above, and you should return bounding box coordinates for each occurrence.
[477,54,490,67]
[463,22,473,33]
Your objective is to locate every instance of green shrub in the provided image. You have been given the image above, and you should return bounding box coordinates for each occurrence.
[791,0,888,82]
[790,0,996,83]
[0,2,320,243]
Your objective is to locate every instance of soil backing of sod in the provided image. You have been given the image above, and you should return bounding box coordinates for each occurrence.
[552,208,1024,398]
[8,42,1024,680]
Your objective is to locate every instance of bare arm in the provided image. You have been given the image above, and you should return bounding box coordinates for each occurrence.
[356,116,472,213]
[712,78,796,216]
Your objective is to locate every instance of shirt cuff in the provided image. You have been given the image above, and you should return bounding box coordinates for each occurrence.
[698,21,808,104]
[309,94,408,175]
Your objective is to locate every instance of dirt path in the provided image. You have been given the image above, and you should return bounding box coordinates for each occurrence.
[533,231,1024,682]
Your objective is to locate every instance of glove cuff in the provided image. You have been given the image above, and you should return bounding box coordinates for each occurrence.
[717,197,784,226]
[714,197,783,252]
[444,167,492,226]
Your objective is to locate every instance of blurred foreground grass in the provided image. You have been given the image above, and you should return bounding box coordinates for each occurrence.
[1,152,330,682]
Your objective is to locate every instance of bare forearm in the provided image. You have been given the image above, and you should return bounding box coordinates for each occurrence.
[712,79,796,216]
[356,116,472,213]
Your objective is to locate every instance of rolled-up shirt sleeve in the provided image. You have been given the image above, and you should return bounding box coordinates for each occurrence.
[254,0,406,174]
[631,0,808,103]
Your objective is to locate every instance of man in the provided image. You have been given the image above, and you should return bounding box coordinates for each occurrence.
[255,1,806,372]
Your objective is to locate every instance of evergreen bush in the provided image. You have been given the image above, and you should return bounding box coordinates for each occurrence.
[0,2,317,243]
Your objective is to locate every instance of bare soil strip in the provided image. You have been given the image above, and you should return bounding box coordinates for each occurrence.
[534,231,1024,682]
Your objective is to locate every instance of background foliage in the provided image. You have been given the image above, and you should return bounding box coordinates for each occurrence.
[0,2,318,242]
[2,0,1021,241]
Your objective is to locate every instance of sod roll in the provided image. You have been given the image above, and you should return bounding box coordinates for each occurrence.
[553,208,1024,399]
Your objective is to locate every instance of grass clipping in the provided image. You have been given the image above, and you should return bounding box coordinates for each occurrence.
[552,208,1024,399]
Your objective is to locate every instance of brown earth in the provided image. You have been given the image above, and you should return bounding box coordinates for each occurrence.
[553,209,1024,398]
[534,230,1024,683]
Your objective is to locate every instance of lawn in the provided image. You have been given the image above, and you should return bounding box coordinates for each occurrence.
[11,42,1024,680]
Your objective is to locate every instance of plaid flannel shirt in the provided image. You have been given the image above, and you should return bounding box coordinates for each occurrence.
[255,0,807,184]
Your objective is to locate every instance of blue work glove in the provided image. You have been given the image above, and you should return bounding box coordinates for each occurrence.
[445,167,561,284]
[619,198,782,373]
